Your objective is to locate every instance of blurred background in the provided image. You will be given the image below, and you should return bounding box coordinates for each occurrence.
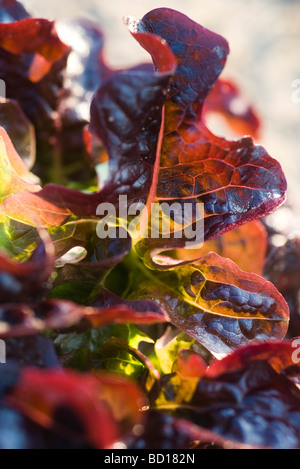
[23,0,300,230]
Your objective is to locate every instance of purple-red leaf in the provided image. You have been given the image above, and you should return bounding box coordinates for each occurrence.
[0,0,70,159]
[0,8,286,269]
[131,252,289,354]
[54,226,132,287]
[56,18,112,158]
[6,368,145,449]
[0,292,168,339]
[90,288,169,327]
[125,410,252,449]
[0,301,82,338]
[185,360,300,449]
[90,8,286,266]
[5,335,60,369]
[153,341,300,448]
[206,340,300,378]
[264,236,300,294]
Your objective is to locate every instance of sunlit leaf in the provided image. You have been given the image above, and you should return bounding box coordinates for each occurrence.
[90,8,286,268]
[0,127,40,203]
[0,99,36,170]
[176,220,267,275]
[131,252,289,354]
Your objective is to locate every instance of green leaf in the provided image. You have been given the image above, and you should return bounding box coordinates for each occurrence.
[54,324,156,381]
[155,328,212,374]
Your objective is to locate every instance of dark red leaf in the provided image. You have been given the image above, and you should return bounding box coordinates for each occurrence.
[0,24,176,227]
[89,28,176,206]
[0,18,69,63]
[124,410,254,449]
[0,291,168,338]
[264,236,300,337]
[185,360,300,449]
[0,361,20,398]
[0,301,82,338]
[90,288,169,327]
[0,405,92,449]
[6,368,144,448]
[56,19,112,159]
[90,8,286,267]
[206,340,299,378]
[285,290,300,338]
[54,226,132,288]
[1,8,286,267]
[131,252,289,354]
[264,236,300,294]
[0,0,70,165]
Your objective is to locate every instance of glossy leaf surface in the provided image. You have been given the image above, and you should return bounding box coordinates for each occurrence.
[131,252,289,354]
[2,8,286,264]
[206,340,300,378]
[186,361,300,449]
[90,8,286,267]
